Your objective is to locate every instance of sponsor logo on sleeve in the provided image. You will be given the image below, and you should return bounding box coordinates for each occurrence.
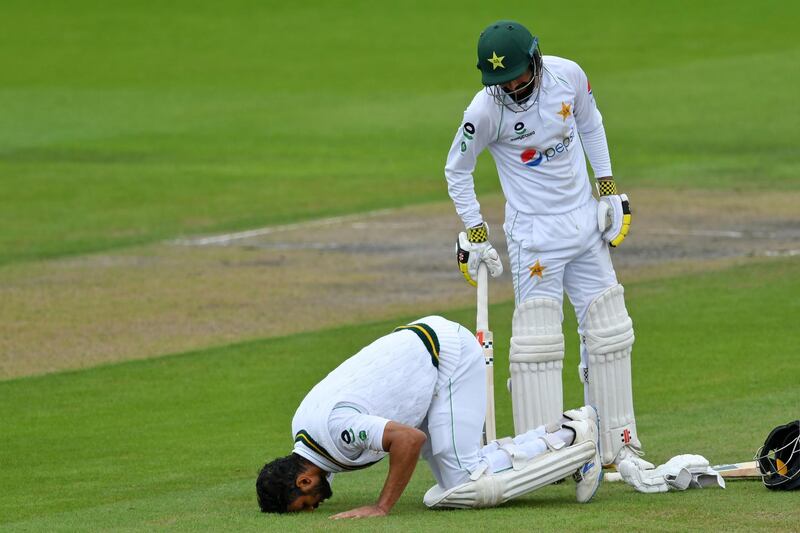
[461,122,476,153]
[463,122,475,139]
[341,428,356,444]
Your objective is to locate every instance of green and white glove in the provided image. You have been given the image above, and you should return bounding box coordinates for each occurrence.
[455,222,503,287]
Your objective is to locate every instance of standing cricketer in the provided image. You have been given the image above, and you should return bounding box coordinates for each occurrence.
[447,20,650,469]
[257,315,602,517]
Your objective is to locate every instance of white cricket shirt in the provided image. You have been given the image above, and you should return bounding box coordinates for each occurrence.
[445,55,613,227]
[291,316,462,472]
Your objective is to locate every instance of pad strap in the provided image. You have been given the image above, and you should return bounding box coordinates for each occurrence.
[539,432,567,451]
[498,441,529,470]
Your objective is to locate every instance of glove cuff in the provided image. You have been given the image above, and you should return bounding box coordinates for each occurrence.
[597,179,618,196]
[467,223,488,243]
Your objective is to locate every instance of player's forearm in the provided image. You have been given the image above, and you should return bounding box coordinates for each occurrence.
[445,124,486,228]
[445,169,483,228]
[375,427,426,513]
[579,125,613,178]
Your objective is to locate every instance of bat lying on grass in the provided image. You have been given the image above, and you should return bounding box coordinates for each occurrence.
[604,461,760,483]
[709,461,760,480]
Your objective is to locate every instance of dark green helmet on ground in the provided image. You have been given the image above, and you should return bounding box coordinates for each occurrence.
[477,21,539,86]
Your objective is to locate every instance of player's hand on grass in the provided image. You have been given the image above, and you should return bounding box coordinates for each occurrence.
[596,178,631,247]
[329,505,388,520]
[456,222,503,286]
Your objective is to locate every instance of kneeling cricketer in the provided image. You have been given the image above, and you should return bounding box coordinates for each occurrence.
[257,315,603,518]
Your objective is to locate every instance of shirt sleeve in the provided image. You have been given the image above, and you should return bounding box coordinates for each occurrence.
[444,95,495,228]
[328,407,390,459]
[571,63,613,178]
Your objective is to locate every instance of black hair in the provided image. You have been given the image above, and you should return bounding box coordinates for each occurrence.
[256,453,310,513]
[256,453,334,513]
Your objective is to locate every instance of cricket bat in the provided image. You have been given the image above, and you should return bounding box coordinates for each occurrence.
[710,461,760,480]
[477,262,496,445]
[604,460,761,483]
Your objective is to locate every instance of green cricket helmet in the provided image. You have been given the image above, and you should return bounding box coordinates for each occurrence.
[476,21,539,86]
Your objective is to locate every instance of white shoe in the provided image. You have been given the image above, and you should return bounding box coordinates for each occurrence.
[562,405,595,422]
[562,406,603,503]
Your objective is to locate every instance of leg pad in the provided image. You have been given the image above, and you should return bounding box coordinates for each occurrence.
[581,284,639,464]
[509,298,565,434]
[423,440,596,508]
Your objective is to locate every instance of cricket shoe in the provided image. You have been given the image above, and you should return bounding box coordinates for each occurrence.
[562,405,603,503]
[562,405,596,423]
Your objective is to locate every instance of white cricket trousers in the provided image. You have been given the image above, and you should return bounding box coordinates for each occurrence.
[504,197,619,327]
[419,325,487,489]
[419,326,576,489]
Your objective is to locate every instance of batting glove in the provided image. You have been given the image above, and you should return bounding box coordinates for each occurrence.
[596,179,631,247]
[456,222,503,287]
[618,454,725,494]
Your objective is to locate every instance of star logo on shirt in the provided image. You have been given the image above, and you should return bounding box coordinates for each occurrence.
[528,260,546,279]
[488,51,505,70]
[558,102,572,121]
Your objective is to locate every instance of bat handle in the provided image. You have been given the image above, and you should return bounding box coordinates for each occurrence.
[476,262,489,331]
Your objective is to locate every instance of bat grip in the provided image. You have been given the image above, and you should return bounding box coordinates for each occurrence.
[476,262,489,331]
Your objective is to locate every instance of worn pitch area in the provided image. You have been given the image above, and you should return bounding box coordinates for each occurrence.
[1,188,798,379]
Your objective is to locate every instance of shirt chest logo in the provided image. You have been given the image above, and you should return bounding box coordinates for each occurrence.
[558,102,572,121]
[520,148,543,167]
[510,121,536,142]
[519,128,575,168]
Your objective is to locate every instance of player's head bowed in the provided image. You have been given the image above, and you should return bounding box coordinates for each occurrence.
[476,20,543,112]
[256,453,333,513]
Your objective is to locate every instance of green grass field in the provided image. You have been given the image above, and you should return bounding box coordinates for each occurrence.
[2,260,799,530]
[2,0,799,530]
[2,0,798,264]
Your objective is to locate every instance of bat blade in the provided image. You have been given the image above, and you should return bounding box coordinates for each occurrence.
[712,461,760,480]
[478,328,495,443]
